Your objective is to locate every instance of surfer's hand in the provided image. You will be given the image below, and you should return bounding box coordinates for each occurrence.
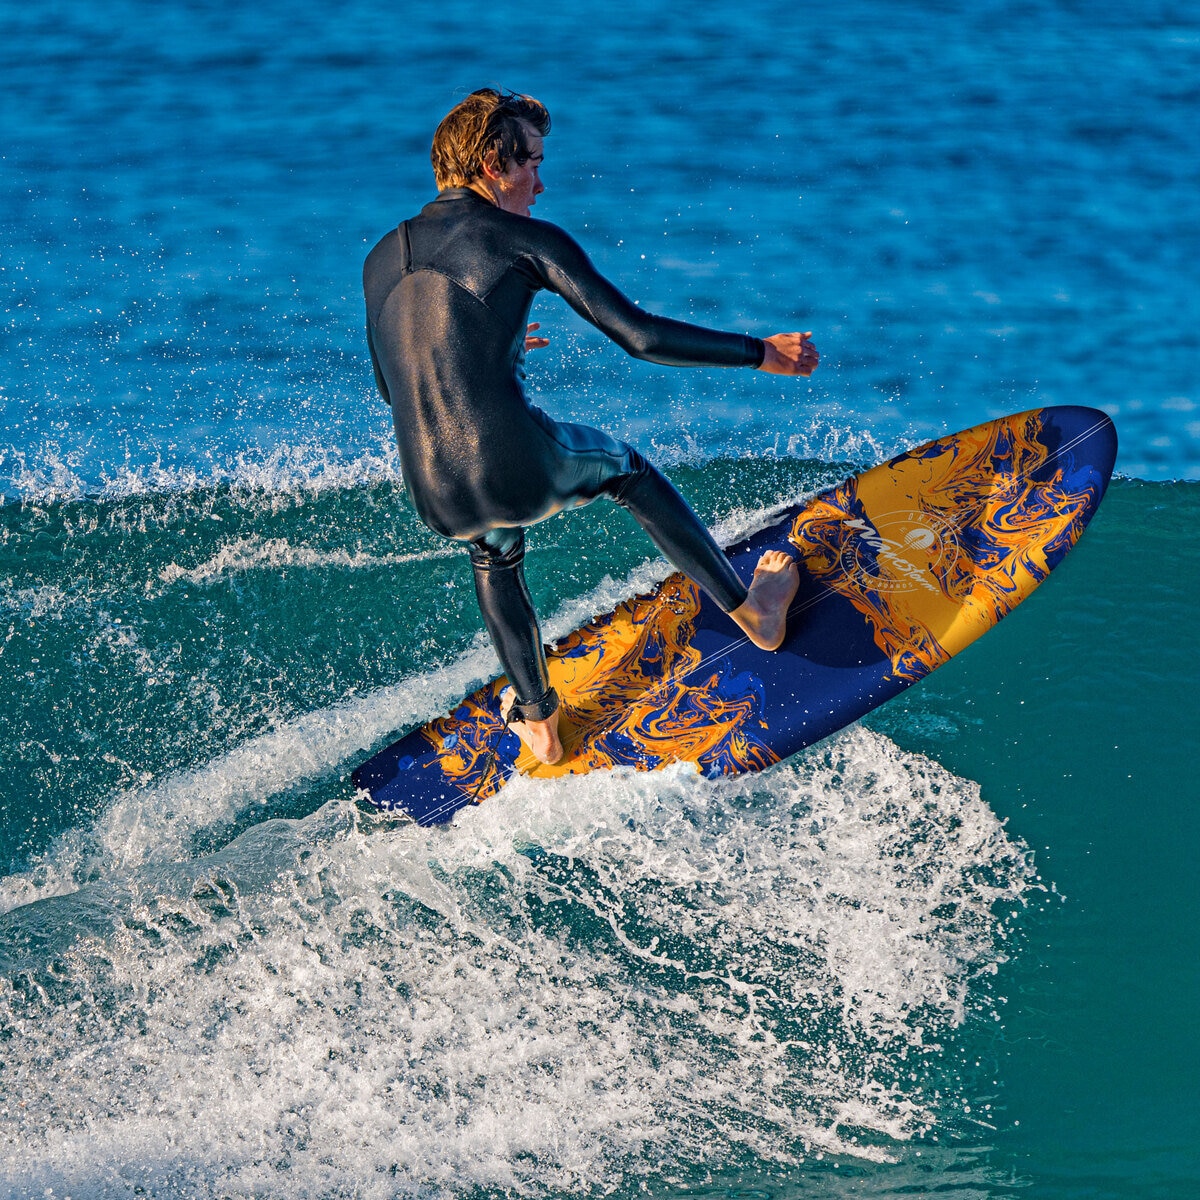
[758,332,819,377]
[525,322,550,351]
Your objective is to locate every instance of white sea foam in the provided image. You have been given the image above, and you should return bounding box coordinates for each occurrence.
[1,417,897,511]
[157,535,457,586]
[642,413,893,474]
[0,727,1034,1199]
[0,583,73,622]
[0,634,499,915]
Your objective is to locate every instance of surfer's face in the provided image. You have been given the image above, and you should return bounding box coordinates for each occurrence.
[491,125,545,217]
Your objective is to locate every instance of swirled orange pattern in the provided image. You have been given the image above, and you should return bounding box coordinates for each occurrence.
[422,574,776,798]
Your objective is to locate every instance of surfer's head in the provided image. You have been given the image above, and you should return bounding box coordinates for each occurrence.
[431,88,551,194]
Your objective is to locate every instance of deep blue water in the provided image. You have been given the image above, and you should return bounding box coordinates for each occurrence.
[2,1,1198,1197]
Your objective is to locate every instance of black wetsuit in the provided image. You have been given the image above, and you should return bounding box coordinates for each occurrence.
[364,187,765,716]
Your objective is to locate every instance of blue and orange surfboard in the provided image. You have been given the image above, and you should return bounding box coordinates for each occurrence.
[353,406,1117,824]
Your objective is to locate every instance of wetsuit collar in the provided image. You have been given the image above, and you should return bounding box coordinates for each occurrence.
[434,187,492,204]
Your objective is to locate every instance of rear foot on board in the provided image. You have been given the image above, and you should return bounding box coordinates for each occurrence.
[500,688,564,765]
[729,550,800,651]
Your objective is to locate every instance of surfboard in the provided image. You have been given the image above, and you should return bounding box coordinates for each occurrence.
[353,405,1117,825]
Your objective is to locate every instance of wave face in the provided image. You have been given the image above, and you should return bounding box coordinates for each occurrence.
[3,455,1197,1199]
[0,459,1050,1197]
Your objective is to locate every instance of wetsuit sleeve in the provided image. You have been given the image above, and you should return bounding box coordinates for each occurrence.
[528,225,765,369]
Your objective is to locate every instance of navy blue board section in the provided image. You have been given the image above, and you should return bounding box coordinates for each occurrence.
[353,407,1117,824]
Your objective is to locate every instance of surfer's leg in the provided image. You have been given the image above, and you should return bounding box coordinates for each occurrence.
[538,415,799,650]
[535,414,750,609]
[603,457,799,650]
[602,458,747,609]
[468,529,563,765]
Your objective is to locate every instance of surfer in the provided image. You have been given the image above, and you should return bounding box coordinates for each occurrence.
[364,88,819,766]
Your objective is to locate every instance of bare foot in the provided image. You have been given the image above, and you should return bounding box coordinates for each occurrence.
[729,550,800,650]
[500,688,564,765]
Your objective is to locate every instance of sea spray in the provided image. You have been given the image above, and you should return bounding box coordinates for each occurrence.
[1,726,1035,1198]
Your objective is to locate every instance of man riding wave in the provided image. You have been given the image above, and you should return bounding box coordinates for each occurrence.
[364,89,818,765]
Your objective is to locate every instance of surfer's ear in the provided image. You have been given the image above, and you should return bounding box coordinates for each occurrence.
[479,149,504,182]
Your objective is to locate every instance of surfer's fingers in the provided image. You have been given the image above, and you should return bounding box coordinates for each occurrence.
[797,334,819,376]
[760,333,809,376]
[524,320,551,350]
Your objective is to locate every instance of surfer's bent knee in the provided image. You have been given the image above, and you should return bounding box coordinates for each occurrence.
[467,527,526,570]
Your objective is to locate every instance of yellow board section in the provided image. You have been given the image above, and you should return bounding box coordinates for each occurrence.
[788,411,1095,681]
[424,573,776,783]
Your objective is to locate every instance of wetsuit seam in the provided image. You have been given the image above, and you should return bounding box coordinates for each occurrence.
[536,420,628,462]
[377,268,518,342]
[531,254,604,329]
[413,264,486,306]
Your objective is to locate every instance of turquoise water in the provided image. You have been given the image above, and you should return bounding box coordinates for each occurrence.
[2,1,1197,1196]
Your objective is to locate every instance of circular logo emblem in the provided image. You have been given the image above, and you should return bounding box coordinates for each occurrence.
[903,527,937,551]
[840,510,960,593]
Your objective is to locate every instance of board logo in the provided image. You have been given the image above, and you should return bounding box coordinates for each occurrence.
[841,510,959,593]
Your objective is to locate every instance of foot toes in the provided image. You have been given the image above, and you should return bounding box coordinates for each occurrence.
[755,549,795,574]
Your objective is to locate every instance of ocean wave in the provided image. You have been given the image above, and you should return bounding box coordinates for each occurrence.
[0,436,404,506]
[0,531,1038,1194]
[0,414,925,511]
[0,638,500,915]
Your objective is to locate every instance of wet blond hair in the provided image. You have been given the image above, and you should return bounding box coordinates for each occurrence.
[430,88,551,190]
